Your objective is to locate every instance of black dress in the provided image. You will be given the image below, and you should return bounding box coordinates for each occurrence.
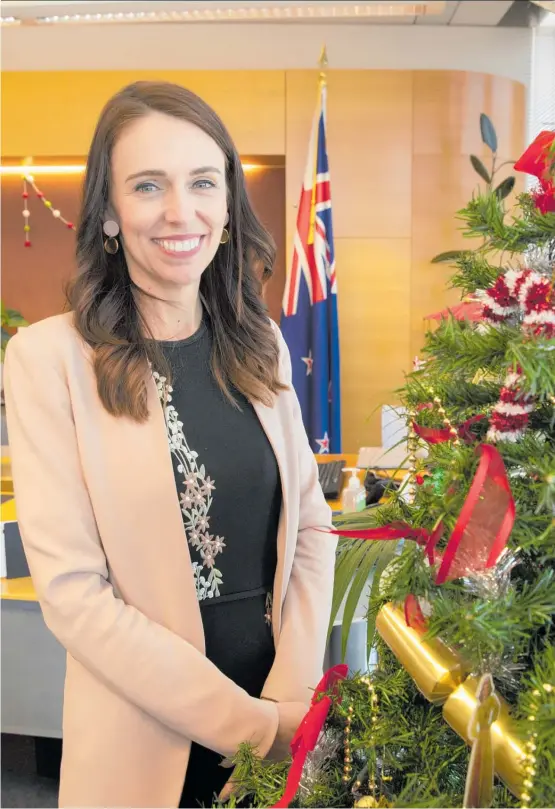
[155,314,281,809]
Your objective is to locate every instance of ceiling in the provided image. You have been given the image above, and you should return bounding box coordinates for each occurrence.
[1,1,549,27]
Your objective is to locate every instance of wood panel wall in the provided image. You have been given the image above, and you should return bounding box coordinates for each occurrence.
[1,70,526,451]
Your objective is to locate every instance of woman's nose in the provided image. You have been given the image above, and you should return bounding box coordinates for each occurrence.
[164,189,195,223]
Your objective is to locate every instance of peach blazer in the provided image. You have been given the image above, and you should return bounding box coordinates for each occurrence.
[4,312,336,808]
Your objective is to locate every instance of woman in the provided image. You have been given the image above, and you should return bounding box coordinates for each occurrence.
[4,81,336,808]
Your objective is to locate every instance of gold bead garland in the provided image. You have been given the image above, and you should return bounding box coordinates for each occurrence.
[428,387,462,450]
[407,409,419,482]
[343,703,354,783]
[349,676,380,796]
[519,682,552,807]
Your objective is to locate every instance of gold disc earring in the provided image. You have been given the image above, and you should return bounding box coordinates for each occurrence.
[220,227,230,245]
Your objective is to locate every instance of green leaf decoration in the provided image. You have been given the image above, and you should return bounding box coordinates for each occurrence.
[494,176,516,200]
[365,541,399,661]
[327,539,368,639]
[340,541,384,662]
[480,112,498,153]
[470,154,492,184]
[431,250,466,264]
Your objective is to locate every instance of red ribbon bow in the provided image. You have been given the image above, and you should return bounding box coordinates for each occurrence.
[328,445,514,628]
[514,131,555,213]
[271,664,348,808]
[329,521,441,566]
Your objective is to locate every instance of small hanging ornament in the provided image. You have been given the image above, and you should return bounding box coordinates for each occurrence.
[462,673,500,809]
[20,172,76,247]
[354,796,392,808]
[443,673,526,798]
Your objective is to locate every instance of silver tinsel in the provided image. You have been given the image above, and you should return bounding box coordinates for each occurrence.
[462,548,519,600]
[523,240,555,276]
[297,728,342,800]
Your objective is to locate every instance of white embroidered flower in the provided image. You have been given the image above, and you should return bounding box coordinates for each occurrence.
[212,535,226,553]
[201,547,216,569]
[197,515,210,532]
[184,473,198,490]
[199,532,214,549]
[180,492,194,510]
[202,476,216,495]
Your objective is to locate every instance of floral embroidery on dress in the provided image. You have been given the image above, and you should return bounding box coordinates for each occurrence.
[154,370,224,600]
[265,591,273,631]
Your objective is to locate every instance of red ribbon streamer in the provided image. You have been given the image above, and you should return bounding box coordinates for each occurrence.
[271,664,348,808]
[413,415,486,445]
[404,593,428,630]
[434,444,515,584]
[329,521,442,567]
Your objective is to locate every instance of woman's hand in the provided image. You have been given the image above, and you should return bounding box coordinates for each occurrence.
[265,701,308,761]
[218,701,308,802]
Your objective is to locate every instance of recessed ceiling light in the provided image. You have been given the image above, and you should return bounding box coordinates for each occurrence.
[31,3,443,26]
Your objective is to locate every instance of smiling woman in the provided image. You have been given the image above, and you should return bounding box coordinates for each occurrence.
[3,79,336,809]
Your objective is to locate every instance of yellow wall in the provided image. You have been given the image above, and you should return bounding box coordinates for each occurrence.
[1,69,525,451]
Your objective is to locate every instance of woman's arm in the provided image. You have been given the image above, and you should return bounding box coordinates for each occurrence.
[261,325,337,706]
[3,327,279,759]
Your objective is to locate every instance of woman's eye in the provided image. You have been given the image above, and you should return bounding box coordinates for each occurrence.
[193,179,216,190]
[134,182,159,193]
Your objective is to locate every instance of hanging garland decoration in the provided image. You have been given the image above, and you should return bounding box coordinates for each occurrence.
[22,174,76,247]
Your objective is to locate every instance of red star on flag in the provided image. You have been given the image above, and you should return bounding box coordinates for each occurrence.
[315,432,330,454]
[301,350,314,376]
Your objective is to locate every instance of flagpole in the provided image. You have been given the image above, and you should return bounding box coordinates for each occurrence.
[309,45,328,245]
[318,44,328,87]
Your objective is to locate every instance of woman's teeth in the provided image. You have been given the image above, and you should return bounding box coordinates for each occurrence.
[154,237,201,253]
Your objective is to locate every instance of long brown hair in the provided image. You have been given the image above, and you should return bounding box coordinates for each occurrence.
[67,80,286,421]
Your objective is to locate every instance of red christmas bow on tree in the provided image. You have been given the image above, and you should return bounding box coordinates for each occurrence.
[271,664,348,808]
[514,130,555,214]
[328,445,515,625]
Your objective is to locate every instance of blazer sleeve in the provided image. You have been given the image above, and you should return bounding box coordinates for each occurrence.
[3,328,279,759]
[261,324,337,705]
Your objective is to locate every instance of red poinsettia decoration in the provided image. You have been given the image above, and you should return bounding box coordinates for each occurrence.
[514,130,555,213]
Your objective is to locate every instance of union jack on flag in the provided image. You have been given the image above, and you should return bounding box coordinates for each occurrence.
[280,79,341,454]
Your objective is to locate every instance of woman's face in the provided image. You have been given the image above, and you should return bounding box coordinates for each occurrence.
[109,111,228,294]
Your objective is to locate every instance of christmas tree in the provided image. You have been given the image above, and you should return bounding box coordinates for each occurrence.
[223,120,555,809]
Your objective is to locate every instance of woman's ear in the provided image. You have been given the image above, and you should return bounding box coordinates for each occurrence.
[103,205,118,225]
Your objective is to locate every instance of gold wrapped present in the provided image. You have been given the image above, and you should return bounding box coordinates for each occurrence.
[376,602,468,704]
